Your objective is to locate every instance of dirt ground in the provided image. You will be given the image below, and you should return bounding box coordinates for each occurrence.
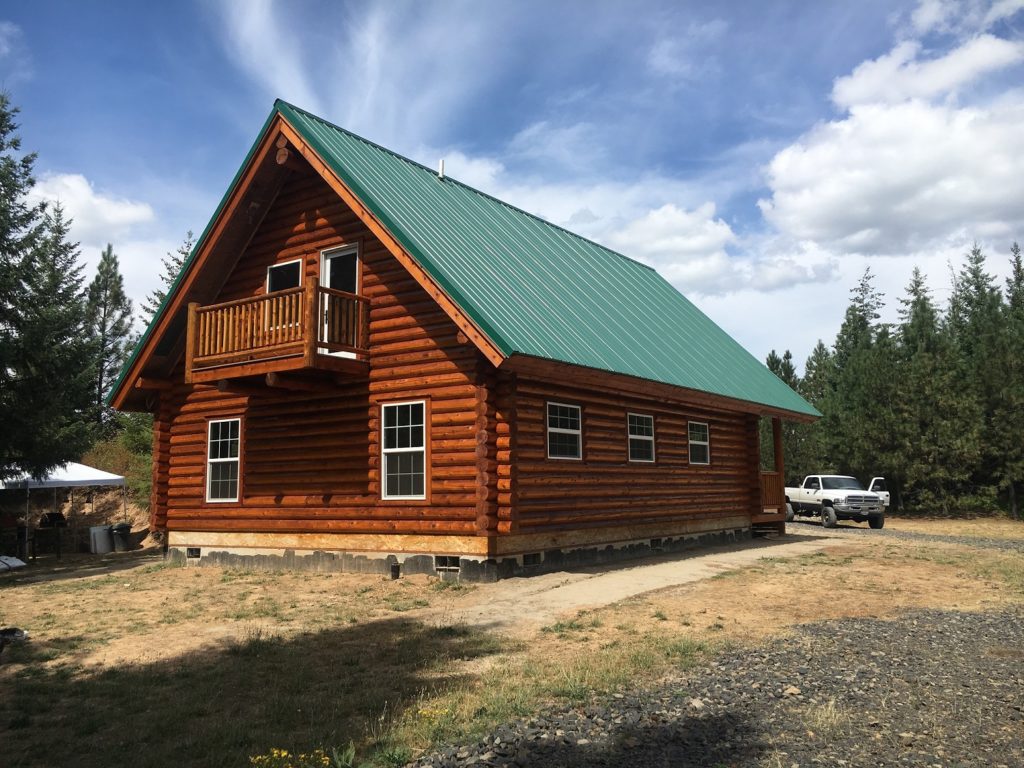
[2,517,1022,767]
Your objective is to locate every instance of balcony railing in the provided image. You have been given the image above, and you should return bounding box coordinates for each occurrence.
[185,278,369,381]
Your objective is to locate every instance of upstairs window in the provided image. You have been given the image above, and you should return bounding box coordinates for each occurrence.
[382,401,426,499]
[267,259,302,293]
[688,421,710,465]
[207,418,241,502]
[627,413,655,463]
[547,402,582,460]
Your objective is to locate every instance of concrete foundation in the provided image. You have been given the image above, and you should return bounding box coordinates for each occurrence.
[166,526,751,581]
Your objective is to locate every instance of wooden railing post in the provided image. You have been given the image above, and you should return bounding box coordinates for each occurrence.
[304,277,319,366]
[185,302,199,384]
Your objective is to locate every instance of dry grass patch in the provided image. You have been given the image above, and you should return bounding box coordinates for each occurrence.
[886,516,1024,540]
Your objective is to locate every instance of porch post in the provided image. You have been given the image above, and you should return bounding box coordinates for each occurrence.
[771,417,784,481]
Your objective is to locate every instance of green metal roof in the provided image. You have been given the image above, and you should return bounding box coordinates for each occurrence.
[277,101,817,418]
[112,100,817,418]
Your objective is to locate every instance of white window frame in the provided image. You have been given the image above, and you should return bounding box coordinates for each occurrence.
[206,418,241,503]
[265,258,304,293]
[688,421,710,466]
[381,400,427,501]
[546,401,582,461]
[627,412,656,463]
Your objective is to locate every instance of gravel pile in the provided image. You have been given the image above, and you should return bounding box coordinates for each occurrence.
[804,521,1024,553]
[410,609,1024,767]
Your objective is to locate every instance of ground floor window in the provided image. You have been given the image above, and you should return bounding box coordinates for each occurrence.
[688,421,710,465]
[382,401,426,499]
[206,418,240,502]
[547,402,582,459]
[627,413,655,462]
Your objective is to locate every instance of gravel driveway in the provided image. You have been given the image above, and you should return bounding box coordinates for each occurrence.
[411,608,1024,767]
[795,519,1024,554]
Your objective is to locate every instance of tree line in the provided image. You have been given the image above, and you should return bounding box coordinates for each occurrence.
[765,243,1024,518]
[0,94,188,494]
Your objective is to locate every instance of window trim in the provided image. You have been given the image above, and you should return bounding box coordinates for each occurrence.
[319,243,361,295]
[265,258,304,293]
[627,412,656,463]
[381,399,428,501]
[546,401,583,461]
[206,417,242,503]
[688,420,710,466]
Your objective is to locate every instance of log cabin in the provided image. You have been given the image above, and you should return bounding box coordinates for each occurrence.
[110,100,819,580]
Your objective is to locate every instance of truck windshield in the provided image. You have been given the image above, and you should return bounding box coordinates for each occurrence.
[822,477,864,490]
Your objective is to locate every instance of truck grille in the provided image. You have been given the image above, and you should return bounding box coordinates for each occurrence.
[845,495,878,504]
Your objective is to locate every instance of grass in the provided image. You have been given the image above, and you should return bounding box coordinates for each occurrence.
[3,523,1023,768]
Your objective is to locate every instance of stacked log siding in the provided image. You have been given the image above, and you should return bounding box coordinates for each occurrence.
[157,169,484,536]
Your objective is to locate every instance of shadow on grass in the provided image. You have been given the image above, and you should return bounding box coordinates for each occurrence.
[0,548,163,589]
[1,617,506,768]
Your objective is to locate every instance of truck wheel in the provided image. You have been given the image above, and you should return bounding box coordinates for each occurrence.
[785,503,795,523]
[821,506,838,529]
[869,513,885,529]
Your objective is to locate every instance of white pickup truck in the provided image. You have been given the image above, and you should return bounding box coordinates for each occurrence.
[785,475,885,529]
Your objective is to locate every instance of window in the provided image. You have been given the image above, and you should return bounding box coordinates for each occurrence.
[267,260,302,293]
[382,401,426,499]
[804,476,820,490]
[321,246,358,294]
[627,413,655,462]
[688,421,710,465]
[547,402,582,459]
[207,418,240,502]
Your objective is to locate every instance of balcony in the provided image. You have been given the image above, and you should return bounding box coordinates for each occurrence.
[185,278,369,385]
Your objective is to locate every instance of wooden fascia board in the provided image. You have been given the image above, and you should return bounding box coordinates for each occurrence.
[275,118,506,370]
[110,120,287,410]
[503,354,819,423]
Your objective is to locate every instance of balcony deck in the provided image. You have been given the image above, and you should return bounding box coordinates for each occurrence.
[185,278,369,384]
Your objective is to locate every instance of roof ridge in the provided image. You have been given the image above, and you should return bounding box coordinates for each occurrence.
[275,99,659,275]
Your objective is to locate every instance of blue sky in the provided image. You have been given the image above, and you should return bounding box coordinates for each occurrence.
[2,0,1023,366]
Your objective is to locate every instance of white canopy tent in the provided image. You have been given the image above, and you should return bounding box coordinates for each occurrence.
[0,462,125,490]
[2,463,128,558]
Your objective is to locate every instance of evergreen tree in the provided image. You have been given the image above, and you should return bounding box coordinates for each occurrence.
[762,349,807,482]
[141,230,194,322]
[993,242,1024,517]
[826,269,896,482]
[5,205,97,478]
[893,269,980,512]
[87,243,135,429]
[797,340,835,478]
[0,94,51,480]
[945,244,1004,509]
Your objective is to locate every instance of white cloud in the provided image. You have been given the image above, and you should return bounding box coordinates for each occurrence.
[647,19,728,79]
[211,0,324,115]
[759,98,1024,254]
[0,21,30,82]
[832,35,1024,108]
[29,173,154,244]
[910,0,961,34]
[908,0,1024,36]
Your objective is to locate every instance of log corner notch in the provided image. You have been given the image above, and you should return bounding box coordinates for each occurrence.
[275,135,306,174]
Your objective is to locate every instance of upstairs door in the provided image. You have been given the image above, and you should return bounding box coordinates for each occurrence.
[320,246,359,357]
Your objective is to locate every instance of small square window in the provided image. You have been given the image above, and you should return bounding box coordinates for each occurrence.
[267,260,302,293]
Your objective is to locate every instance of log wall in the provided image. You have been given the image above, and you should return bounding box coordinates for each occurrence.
[156,168,484,536]
[510,376,762,534]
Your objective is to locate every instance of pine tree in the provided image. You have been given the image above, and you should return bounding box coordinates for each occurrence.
[86,243,135,430]
[5,204,97,478]
[894,268,980,513]
[945,244,1004,510]
[141,230,193,322]
[993,242,1024,517]
[0,93,48,480]
[798,340,835,477]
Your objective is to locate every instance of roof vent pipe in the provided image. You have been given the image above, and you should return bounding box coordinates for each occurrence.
[438,158,445,179]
